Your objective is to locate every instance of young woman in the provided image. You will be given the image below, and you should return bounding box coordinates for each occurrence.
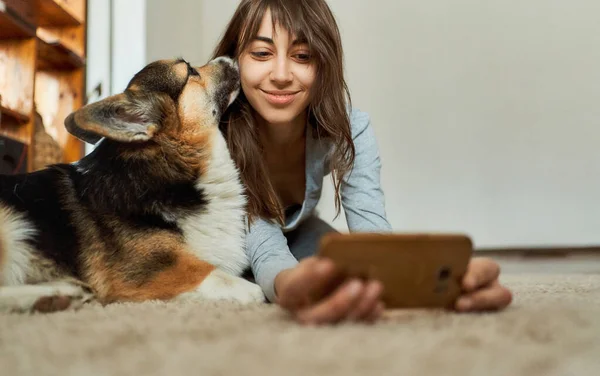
[213,0,512,324]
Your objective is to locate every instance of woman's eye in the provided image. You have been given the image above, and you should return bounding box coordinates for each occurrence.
[250,51,271,59]
[294,53,312,62]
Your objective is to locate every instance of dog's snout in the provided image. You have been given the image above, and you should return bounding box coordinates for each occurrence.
[202,56,240,116]
[210,57,239,80]
[212,56,237,69]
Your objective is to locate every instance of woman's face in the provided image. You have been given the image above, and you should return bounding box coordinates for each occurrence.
[238,10,316,126]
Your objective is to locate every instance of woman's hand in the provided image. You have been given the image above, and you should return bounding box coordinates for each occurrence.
[274,257,385,325]
[455,257,513,312]
[274,256,513,325]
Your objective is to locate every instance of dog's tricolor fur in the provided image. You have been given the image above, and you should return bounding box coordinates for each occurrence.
[0,57,264,313]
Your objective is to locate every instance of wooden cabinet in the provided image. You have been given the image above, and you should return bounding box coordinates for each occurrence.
[0,0,87,172]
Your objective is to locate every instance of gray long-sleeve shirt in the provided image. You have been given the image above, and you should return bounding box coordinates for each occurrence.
[245,109,393,302]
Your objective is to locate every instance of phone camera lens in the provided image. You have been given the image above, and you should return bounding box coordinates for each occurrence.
[438,267,451,281]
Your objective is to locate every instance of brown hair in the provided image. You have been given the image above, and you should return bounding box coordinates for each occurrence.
[213,0,355,224]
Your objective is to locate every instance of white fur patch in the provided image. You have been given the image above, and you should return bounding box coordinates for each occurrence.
[179,130,249,276]
[0,206,37,286]
[174,268,264,304]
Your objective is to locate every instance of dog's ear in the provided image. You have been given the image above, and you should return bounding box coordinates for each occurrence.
[65,91,169,144]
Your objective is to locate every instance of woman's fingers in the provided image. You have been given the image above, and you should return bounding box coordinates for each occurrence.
[347,280,384,321]
[276,258,387,325]
[463,257,501,292]
[455,280,513,312]
[296,279,365,325]
[277,258,340,311]
[456,257,513,312]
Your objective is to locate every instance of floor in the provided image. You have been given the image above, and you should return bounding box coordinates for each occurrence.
[2,272,599,376]
[1,255,599,376]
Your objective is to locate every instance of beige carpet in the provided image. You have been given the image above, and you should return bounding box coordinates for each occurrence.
[2,274,600,376]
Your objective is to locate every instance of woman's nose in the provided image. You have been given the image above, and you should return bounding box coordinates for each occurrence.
[270,57,293,84]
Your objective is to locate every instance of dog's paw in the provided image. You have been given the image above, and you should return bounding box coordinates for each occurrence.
[32,295,74,313]
[0,282,93,314]
[178,269,265,304]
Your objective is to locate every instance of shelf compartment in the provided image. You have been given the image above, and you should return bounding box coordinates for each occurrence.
[0,39,35,124]
[37,36,85,70]
[0,1,36,39]
[0,112,31,145]
[35,69,84,163]
[37,26,85,62]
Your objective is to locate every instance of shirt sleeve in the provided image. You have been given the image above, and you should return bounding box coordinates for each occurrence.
[340,109,393,232]
[245,217,299,303]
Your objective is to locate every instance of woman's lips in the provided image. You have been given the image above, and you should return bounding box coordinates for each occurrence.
[261,90,300,105]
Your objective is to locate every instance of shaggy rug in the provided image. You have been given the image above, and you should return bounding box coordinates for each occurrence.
[1,274,599,376]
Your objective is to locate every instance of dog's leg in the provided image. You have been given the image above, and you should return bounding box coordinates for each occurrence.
[173,268,265,304]
[98,249,264,305]
[0,281,93,314]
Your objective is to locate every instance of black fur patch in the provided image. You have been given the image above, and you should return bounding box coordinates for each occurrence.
[73,142,208,219]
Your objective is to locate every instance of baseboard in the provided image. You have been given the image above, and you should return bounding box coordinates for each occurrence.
[476,246,600,258]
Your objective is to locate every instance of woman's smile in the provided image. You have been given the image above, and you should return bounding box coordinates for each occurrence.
[260,89,301,106]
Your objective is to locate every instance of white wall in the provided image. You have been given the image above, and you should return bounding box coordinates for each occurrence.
[111,0,147,93]
[146,0,204,64]
[322,0,600,248]
[85,0,111,101]
[143,0,600,248]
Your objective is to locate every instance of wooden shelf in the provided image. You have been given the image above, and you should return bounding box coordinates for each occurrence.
[0,1,36,39]
[1,0,83,30]
[0,112,31,145]
[1,104,30,124]
[35,69,84,163]
[0,37,35,146]
[36,0,83,27]
[1,0,86,171]
[37,37,85,70]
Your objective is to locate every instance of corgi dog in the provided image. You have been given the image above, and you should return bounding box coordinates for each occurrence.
[0,57,264,313]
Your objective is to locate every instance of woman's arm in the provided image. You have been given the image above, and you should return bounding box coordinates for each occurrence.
[245,218,299,302]
[340,109,393,232]
[246,217,384,319]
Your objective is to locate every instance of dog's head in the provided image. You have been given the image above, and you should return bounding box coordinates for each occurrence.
[65,57,240,145]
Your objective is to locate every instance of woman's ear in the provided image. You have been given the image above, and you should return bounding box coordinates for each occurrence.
[64,91,169,144]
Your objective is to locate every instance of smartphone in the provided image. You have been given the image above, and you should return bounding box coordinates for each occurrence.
[317,233,473,309]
